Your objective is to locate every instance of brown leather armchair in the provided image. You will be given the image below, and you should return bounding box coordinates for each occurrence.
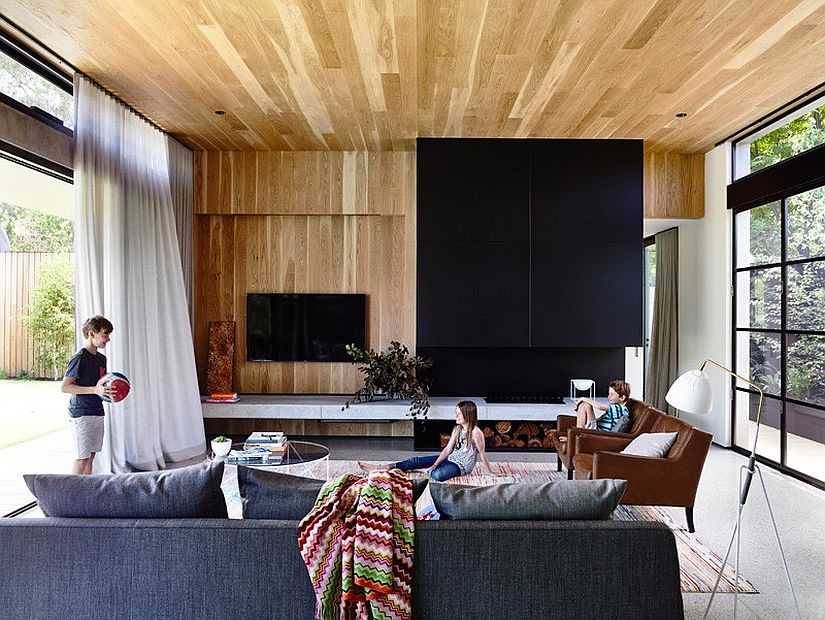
[550,398,660,479]
[572,414,713,532]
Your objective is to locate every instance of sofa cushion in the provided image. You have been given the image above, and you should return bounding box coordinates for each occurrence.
[23,461,227,518]
[238,468,430,519]
[620,432,678,458]
[428,479,626,520]
[238,467,325,519]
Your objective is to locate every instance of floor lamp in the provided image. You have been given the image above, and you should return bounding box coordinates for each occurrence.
[665,359,800,619]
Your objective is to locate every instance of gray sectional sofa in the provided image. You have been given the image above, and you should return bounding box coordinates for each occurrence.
[0,517,684,619]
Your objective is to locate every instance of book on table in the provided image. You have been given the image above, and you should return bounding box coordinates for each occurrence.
[206,392,240,403]
[246,431,285,444]
[227,447,282,464]
[245,432,288,452]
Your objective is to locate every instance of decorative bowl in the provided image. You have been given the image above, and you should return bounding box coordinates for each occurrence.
[572,379,594,391]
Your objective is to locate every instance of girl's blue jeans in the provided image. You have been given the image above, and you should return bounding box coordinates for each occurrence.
[390,454,461,481]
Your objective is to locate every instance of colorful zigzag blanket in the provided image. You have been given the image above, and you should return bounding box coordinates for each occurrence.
[297,469,414,620]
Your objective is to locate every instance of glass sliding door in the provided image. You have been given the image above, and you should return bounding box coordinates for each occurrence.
[733,189,825,487]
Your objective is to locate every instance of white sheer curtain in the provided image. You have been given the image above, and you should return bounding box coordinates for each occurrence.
[167,138,194,329]
[73,74,205,472]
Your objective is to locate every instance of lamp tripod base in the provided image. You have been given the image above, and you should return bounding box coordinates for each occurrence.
[703,463,800,619]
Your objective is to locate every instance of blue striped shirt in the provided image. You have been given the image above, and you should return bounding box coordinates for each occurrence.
[597,403,629,432]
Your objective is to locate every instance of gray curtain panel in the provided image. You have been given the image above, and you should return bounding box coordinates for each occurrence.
[645,228,678,414]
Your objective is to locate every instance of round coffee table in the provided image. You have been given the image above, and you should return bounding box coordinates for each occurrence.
[213,440,330,479]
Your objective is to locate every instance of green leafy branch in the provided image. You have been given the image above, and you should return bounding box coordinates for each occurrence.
[343,341,433,418]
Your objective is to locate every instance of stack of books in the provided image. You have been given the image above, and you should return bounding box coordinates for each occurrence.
[244,431,288,454]
[226,446,278,465]
[206,392,240,403]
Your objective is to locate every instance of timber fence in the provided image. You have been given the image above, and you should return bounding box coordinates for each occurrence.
[0,252,73,379]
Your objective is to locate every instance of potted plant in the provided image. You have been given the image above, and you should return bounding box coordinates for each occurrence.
[211,435,232,457]
[343,341,433,418]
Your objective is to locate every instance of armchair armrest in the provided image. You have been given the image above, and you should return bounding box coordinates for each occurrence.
[556,414,577,434]
[575,433,633,455]
[591,451,682,481]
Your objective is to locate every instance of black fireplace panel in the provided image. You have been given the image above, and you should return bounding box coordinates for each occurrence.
[417,346,626,397]
[417,241,529,347]
[416,138,642,396]
[417,138,530,243]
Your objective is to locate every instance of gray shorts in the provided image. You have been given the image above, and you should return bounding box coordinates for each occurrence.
[69,415,105,459]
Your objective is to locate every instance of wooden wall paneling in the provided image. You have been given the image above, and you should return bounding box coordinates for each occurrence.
[204,418,414,437]
[194,150,414,394]
[644,150,705,218]
[195,151,416,217]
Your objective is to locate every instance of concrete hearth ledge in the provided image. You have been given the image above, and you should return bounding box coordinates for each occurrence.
[201,395,607,421]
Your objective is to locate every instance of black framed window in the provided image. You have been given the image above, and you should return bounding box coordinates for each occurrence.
[732,172,825,489]
[0,35,73,131]
[732,94,825,181]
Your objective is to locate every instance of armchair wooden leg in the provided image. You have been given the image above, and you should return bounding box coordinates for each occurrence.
[685,507,695,533]
[567,468,573,480]
[556,456,562,471]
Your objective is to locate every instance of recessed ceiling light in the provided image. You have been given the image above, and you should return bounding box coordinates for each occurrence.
[675,112,688,118]
[214,110,226,116]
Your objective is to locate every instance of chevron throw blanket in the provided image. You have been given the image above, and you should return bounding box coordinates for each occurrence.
[297,469,414,620]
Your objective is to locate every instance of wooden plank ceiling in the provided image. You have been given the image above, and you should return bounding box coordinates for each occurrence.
[3,0,825,153]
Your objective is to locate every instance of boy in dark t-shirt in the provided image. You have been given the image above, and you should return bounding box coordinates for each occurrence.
[61,315,114,474]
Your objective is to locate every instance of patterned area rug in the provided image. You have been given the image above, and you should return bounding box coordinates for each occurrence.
[220,460,757,594]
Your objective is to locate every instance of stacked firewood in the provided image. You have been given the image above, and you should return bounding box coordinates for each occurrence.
[438,421,555,449]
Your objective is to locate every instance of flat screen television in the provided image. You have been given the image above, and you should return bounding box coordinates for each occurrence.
[246,293,366,362]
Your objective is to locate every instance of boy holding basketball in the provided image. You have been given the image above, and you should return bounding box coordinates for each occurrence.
[61,315,114,474]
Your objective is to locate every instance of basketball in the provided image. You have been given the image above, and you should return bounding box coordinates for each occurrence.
[99,372,131,403]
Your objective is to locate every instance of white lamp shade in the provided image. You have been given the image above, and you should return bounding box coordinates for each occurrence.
[665,369,713,414]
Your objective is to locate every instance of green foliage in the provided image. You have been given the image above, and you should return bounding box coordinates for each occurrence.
[750,104,825,174]
[0,370,6,380]
[23,256,75,379]
[742,109,825,407]
[344,341,433,418]
[0,203,73,252]
[17,370,32,381]
[742,187,825,406]
[0,52,73,126]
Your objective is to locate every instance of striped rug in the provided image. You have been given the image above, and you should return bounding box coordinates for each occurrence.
[220,459,757,594]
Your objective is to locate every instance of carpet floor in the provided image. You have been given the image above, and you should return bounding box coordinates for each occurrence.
[220,459,757,594]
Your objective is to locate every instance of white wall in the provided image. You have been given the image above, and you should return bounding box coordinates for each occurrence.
[625,346,644,400]
[644,143,732,444]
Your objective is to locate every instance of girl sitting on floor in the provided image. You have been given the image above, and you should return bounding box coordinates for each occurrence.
[360,400,497,481]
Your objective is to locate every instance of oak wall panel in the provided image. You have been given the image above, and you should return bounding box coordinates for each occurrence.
[644,150,705,219]
[194,151,415,394]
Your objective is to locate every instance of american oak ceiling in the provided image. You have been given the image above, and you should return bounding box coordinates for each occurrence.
[4,0,825,153]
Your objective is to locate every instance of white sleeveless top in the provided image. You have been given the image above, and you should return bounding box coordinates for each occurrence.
[447,428,478,475]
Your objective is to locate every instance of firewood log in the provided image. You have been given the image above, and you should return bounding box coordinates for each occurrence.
[520,422,540,437]
[440,434,450,448]
[492,435,502,447]
[514,439,526,448]
[483,426,494,438]
[496,421,512,434]
[542,435,554,448]
[528,438,543,448]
